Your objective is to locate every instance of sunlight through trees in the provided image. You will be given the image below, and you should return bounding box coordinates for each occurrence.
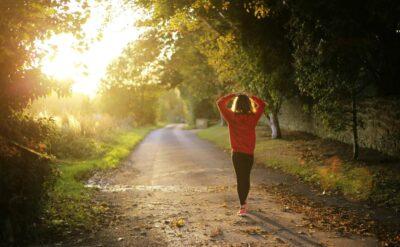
[1,0,400,245]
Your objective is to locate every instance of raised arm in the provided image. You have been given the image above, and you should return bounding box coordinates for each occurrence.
[251,95,266,122]
[216,93,236,123]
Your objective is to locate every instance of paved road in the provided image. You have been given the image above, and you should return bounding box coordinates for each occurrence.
[73,124,377,246]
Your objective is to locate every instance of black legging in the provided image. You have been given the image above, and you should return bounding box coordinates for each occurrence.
[232,152,254,205]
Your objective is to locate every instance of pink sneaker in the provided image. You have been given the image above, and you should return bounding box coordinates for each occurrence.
[237,204,248,216]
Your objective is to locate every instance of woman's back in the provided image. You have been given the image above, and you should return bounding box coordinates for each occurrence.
[216,93,266,155]
[228,114,258,155]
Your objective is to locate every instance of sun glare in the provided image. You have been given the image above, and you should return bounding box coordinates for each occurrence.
[39,0,146,97]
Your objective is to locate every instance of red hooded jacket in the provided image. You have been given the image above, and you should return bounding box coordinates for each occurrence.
[217,94,266,155]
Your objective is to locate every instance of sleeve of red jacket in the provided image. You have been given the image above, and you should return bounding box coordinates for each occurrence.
[251,96,266,122]
[216,93,236,123]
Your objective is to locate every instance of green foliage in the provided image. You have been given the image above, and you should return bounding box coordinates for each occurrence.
[0,113,54,151]
[0,144,56,245]
[289,2,369,129]
[29,94,122,159]
[135,0,297,134]
[49,132,102,160]
[0,0,87,116]
[157,90,186,123]
[161,32,220,123]
[100,32,164,125]
[0,88,148,244]
[288,0,400,158]
[207,0,295,114]
[135,0,400,146]
[104,30,163,87]
[99,84,160,126]
[0,3,87,242]
[371,169,400,210]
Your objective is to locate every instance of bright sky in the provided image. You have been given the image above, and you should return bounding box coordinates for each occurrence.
[39,0,146,97]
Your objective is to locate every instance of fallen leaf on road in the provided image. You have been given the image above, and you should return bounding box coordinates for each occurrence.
[173,218,185,228]
[210,227,223,237]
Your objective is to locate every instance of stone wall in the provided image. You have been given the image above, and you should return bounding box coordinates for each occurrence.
[278,97,400,158]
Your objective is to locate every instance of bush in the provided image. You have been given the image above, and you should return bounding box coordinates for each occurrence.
[48,130,102,160]
[0,143,56,245]
[0,113,57,245]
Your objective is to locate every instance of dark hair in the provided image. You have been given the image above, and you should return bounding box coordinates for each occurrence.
[231,94,254,114]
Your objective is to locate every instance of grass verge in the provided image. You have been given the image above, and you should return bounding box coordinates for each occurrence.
[197,125,400,211]
[41,127,155,238]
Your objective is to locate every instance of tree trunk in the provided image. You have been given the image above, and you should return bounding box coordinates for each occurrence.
[269,111,282,139]
[352,94,359,160]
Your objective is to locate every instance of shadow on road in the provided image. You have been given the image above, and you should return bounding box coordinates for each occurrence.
[246,211,323,246]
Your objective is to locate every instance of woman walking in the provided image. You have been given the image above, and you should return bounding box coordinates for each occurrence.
[217,93,266,216]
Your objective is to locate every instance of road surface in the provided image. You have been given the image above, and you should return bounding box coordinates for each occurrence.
[71,124,377,246]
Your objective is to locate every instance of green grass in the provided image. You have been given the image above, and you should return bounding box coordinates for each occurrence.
[44,127,154,234]
[197,124,230,149]
[197,125,400,209]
